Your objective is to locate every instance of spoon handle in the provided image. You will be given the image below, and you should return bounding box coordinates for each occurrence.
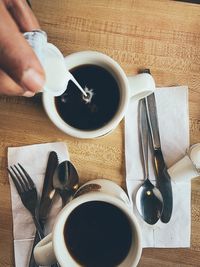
[59,189,73,207]
[139,99,149,180]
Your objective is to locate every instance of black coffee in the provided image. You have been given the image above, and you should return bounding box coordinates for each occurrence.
[55,65,120,130]
[64,201,132,267]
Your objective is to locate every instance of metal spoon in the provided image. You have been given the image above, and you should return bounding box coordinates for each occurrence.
[136,99,163,225]
[53,160,79,206]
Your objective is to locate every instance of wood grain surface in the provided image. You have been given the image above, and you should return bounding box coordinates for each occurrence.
[0,0,200,266]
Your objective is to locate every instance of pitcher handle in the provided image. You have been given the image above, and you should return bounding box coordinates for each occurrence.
[34,233,56,266]
[127,73,155,101]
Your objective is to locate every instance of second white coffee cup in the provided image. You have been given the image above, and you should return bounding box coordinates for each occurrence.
[34,179,142,267]
[43,51,155,138]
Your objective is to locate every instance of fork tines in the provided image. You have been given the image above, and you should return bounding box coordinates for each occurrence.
[7,163,35,193]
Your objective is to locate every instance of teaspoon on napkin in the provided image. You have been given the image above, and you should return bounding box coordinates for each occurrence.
[53,160,79,207]
[136,99,163,224]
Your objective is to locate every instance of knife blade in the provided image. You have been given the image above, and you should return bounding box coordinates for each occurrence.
[145,93,173,223]
[29,151,59,267]
[39,151,58,223]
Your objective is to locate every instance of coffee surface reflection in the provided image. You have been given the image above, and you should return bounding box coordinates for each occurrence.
[55,65,120,131]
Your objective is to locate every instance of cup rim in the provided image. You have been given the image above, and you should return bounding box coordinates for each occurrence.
[53,192,142,267]
[42,50,130,139]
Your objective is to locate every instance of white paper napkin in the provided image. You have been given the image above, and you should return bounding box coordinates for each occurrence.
[8,142,69,267]
[125,86,191,248]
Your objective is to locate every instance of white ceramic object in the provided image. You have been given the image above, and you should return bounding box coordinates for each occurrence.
[34,179,142,267]
[188,143,200,171]
[168,143,200,182]
[43,50,155,138]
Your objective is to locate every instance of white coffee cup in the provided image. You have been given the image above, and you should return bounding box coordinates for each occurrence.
[34,179,142,267]
[43,50,155,138]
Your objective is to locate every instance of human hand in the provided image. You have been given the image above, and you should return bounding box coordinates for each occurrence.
[0,0,45,97]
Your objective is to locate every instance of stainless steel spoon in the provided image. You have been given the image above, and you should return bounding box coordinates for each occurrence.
[136,99,163,225]
[53,160,79,206]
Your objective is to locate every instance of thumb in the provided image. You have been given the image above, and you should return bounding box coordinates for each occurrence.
[0,2,45,93]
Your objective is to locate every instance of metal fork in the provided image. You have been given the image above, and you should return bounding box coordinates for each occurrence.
[7,163,44,239]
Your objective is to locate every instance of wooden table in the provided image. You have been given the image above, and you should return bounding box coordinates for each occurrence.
[0,0,200,266]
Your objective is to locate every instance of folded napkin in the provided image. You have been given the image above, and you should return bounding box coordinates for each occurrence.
[8,142,69,267]
[125,86,191,247]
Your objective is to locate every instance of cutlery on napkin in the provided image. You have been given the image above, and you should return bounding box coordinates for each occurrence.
[125,86,191,247]
[145,93,173,223]
[8,142,69,267]
[28,151,59,267]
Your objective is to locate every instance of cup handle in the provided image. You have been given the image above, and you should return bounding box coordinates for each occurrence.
[127,73,156,101]
[34,233,56,266]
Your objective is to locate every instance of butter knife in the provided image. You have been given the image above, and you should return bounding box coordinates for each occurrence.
[29,151,59,267]
[39,151,58,224]
[145,93,173,223]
